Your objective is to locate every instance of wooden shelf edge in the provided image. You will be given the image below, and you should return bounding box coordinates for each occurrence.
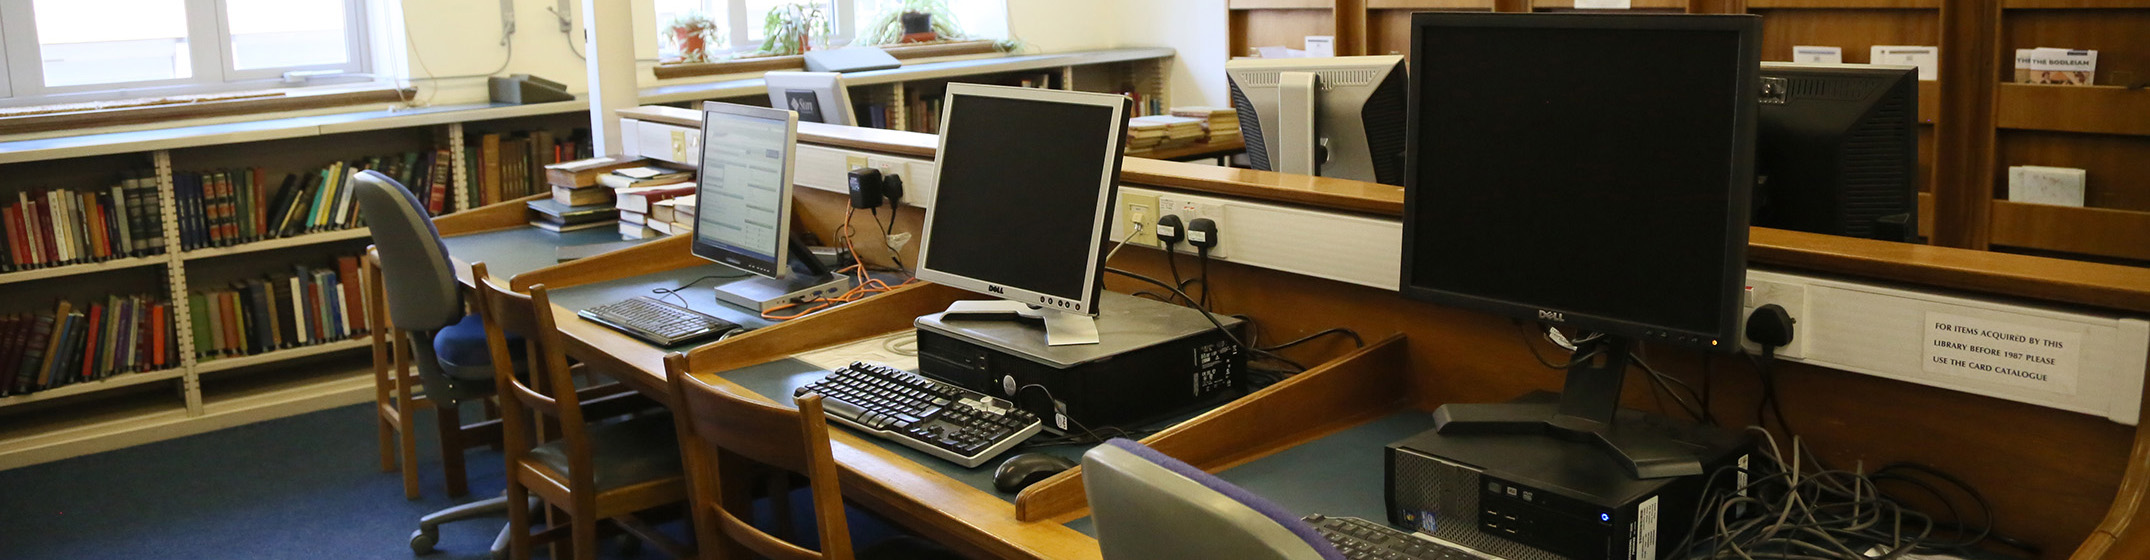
[1997,83,2150,136]
[1749,227,2150,314]
[0,254,167,286]
[2002,0,2150,8]
[1231,0,1335,8]
[1749,0,1940,7]
[651,41,1005,80]
[193,338,370,374]
[1012,335,1412,522]
[1989,201,2150,262]
[0,368,187,409]
[180,227,372,260]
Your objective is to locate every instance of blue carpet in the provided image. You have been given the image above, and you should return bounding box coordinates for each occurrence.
[0,402,678,560]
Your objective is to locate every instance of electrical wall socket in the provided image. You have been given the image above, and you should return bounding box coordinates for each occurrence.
[1154,195,1229,259]
[1741,279,1810,359]
[1120,192,1161,248]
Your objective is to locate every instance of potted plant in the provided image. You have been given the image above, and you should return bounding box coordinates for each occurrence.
[758,1,831,56]
[665,14,724,63]
[856,0,967,46]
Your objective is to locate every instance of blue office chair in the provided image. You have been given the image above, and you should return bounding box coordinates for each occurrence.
[350,170,524,557]
[1083,438,1346,560]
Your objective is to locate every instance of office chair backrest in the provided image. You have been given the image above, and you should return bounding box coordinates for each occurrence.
[471,263,598,488]
[1083,438,1345,560]
[667,353,855,560]
[350,170,461,333]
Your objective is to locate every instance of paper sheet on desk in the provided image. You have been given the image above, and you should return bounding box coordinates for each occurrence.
[792,331,920,372]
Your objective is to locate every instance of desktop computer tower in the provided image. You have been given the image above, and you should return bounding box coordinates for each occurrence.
[1385,395,1753,560]
[913,292,1246,433]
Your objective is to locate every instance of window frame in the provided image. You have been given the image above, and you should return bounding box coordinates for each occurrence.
[0,0,372,108]
[657,0,857,61]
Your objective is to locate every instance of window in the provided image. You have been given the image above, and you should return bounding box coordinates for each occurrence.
[654,0,1002,63]
[0,0,369,106]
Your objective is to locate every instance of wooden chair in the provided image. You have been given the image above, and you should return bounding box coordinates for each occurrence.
[666,353,963,560]
[471,261,694,560]
[367,248,500,501]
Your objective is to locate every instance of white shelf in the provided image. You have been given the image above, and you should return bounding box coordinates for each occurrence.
[179,228,371,260]
[0,368,188,409]
[193,338,370,374]
[0,254,167,286]
[0,363,369,470]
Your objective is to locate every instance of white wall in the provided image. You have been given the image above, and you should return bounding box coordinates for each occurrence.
[1110,0,1228,109]
[391,0,595,105]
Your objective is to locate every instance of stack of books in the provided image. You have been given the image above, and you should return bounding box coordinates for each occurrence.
[545,155,646,207]
[190,254,371,362]
[525,198,619,233]
[1125,116,1206,154]
[0,293,181,396]
[2,170,166,272]
[651,195,698,236]
[594,165,694,239]
[1171,106,1241,143]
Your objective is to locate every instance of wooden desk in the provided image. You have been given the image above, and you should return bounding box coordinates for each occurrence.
[413,121,2150,560]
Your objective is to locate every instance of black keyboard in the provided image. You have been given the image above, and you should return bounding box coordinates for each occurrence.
[1304,515,1489,560]
[577,296,739,346]
[796,361,1043,468]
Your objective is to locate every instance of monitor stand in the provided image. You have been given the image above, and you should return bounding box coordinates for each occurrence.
[713,235,855,312]
[940,300,1100,346]
[1430,335,1708,479]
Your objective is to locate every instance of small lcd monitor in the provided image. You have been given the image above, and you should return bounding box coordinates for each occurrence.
[915,83,1131,321]
[765,71,858,126]
[1399,12,1760,479]
[693,102,847,311]
[1756,62,1920,242]
[1225,55,1408,185]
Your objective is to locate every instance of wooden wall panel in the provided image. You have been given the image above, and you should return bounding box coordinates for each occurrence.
[1367,7,1492,57]
[2004,9,2150,86]
[1753,9,1941,63]
[2000,130,2150,211]
[1102,245,2130,558]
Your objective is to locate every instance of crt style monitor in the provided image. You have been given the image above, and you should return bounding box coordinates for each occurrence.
[692,102,847,311]
[1755,62,1919,242]
[1399,12,1760,479]
[765,71,859,127]
[915,83,1131,321]
[1225,55,1408,185]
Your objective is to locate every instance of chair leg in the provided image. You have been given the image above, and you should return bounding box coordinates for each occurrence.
[506,481,534,560]
[573,510,600,560]
[484,398,505,452]
[394,338,422,501]
[438,404,470,498]
[377,411,395,473]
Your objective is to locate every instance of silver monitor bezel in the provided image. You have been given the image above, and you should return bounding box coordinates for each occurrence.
[691,102,799,279]
[914,83,1131,317]
[764,71,858,127]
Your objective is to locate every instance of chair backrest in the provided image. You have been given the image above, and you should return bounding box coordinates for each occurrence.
[471,262,598,490]
[667,353,853,560]
[350,170,461,333]
[1083,438,1345,560]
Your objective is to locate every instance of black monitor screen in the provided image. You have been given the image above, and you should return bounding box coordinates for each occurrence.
[1402,14,1756,346]
[922,93,1120,307]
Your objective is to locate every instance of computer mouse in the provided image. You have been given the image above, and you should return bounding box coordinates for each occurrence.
[993,452,1077,493]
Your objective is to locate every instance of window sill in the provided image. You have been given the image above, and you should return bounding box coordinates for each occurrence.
[0,87,415,136]
[651,40,1006,80]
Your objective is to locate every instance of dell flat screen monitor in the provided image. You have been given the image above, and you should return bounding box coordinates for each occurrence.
[766,71,858,126]
[915,83,1131,316]
[1401,12,1757,350]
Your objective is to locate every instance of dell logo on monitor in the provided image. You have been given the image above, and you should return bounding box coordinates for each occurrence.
[987,285,1005,294]
[1537,309,1565,322]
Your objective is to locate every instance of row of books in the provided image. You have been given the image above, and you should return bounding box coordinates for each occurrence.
[174,151,448,250]
[192,255,371,361]
[1,293,181,397]
[1171,106,1241,143]
[2,171,167,272]
[468,128,594,208]
[1127,115,1206,154]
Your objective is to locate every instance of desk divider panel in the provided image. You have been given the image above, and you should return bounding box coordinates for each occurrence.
[432,193,547,237]
[1013,334,1413,522]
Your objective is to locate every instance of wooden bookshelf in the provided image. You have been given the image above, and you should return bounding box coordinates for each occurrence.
[0,47,1178,469]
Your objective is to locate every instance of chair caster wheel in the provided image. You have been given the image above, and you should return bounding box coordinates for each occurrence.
[411,529,439,554]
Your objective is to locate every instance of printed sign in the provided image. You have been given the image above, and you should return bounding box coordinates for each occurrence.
[1577,0,1632,8]
[1922,311,2083,395]
[1792,46,1843,64]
